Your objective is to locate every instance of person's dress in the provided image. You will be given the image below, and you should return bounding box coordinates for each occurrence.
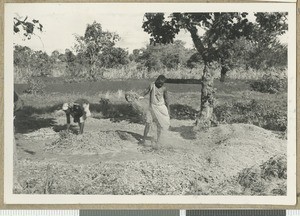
[149,83,170,130]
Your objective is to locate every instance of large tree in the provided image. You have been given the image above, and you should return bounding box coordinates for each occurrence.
[247,13,287,70]
[142,12,287,129]
[100,47,130,68]
[14,46,53,78]
[74,21,127,80]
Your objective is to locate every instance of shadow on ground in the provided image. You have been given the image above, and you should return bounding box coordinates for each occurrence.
[116,130,143,142]
[14,114,56,134]
[14,102,199,134]
[91,101,198,123]
[170,125,197,140]
[90,103,144,124]
[17,104,63,116]
[53,124,79,134]
[166,78,202,84]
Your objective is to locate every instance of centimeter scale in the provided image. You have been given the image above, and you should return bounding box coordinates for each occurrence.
[0,210,300,216]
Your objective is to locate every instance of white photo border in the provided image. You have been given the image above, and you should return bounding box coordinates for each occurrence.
[4,2,297,205]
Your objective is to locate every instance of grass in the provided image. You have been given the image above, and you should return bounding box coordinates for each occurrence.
[14,78,259,96]
[214,99,287,131]
[15,77,287,133]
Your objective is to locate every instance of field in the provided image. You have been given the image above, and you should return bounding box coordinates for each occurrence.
[13,78,287,195]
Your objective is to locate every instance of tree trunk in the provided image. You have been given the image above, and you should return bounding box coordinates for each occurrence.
[187,26,208,62]
[187,26,215,129]
[220,65,229,82]
[89,62,97,81]
[195,64,215,129]
[220,58,230,82]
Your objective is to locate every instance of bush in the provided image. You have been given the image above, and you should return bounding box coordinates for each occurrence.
[238,167,261,189]
[214,99,287,132]
[23,78,46,95]
[250,70,287,94]
[260,155,287,180]
[237,154,287,195]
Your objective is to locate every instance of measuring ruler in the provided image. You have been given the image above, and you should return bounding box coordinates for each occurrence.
[0,210,299,216]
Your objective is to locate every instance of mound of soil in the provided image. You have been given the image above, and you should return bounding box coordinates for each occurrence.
[45,131,131,155]
[193,123,286,177]
[15,117,287,195]
[23,127,59,140]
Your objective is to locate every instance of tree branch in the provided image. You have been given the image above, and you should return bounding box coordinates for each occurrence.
[187,25,208,63]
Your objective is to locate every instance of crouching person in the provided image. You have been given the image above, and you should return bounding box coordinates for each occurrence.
[62,99,91,134]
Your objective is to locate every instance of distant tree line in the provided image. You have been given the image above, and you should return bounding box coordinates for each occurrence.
[14,20,287,83]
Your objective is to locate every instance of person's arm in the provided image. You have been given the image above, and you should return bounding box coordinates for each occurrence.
[163,88,170,114]
[140,85,151,98]
[83,103,91,117]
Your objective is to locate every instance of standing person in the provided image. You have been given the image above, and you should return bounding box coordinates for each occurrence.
[62,99,91,134]
[140,75,170,147]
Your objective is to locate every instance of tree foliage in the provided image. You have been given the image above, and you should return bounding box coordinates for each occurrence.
[132,40,193,71]
[143,13,254,62]
[187,52,202,69]
[143,12,287,76]
[74,21,128,80]
[100,47,129,68]
[14,45,52,78]
[254,12,287,43]
[15,21,130,81]
[14,16,43,39]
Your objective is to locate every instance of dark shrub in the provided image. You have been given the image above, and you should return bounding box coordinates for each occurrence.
[23,78,46,95]
[214,99,287,132]
[250,71,287,94]
[260,155,287,180]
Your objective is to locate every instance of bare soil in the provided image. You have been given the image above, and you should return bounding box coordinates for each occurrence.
[14,116,286,195]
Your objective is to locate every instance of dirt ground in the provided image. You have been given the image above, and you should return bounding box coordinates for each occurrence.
[14,115,287,195]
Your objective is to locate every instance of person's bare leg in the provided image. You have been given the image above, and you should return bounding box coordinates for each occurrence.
[141,123,150,144]
[157,126,162,145]
[79,122,85,134]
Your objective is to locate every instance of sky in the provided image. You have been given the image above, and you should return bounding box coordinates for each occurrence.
[9,3,289,55]
[11,4,195,55]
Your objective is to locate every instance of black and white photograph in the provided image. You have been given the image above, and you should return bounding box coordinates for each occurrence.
[4,3,296,205]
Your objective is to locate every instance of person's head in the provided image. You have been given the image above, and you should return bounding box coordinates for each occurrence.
[155,75,167,88]
[62,103,69,111]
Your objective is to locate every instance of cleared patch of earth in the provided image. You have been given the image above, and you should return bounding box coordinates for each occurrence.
[14,117,286,195]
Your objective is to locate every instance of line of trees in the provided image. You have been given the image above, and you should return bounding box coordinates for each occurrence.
[14,37,287,83]
[14,15,287,84]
